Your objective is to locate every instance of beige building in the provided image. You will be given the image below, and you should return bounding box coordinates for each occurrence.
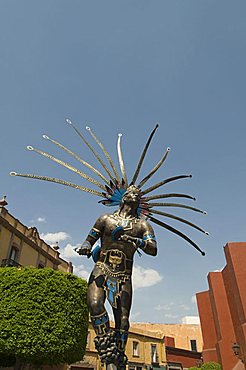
[0,198,72,272]
[73,322,166,370]
[73,321,203,370]
[130,322,203,353]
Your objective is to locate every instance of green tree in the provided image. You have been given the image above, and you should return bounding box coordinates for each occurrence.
[0,267,88,367]
[201,362,221,370]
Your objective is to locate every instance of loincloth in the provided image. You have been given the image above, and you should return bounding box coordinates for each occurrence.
[93,249,132,308]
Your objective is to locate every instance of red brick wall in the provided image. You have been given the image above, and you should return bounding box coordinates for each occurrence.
[165,336,175,347]
[208,271,237,369]
[197,242,246,370]
[196,291,218,363]
[224,243,246,364]
[166,347,202,368]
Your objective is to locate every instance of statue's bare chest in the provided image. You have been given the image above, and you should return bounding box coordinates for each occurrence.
[103,215,142,238]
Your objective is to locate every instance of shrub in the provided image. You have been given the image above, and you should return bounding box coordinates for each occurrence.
[201,362,221,370]
[0,267,88,366]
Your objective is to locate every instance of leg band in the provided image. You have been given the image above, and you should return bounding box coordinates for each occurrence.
[115,329,129,352]
[91,310,110,336]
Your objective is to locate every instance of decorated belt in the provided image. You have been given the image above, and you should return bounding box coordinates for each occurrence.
[96,249,133,277]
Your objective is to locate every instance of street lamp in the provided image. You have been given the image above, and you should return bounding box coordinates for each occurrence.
[232,343,244,363]
[196,359,203,368]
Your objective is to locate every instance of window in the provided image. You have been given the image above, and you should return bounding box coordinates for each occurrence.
[6,245,20,266]
[132,341,139,357]
[9,246,18,261]
[151,344,158,363]
[190,339,197,352]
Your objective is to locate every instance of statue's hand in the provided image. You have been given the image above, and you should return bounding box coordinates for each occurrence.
[75,241,92,257]
[76,247,91,256]
[119,234,129,242]
[111,226,125,241]
[120,235,146,249]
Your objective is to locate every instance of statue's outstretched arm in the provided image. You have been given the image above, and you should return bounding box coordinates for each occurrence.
[76,214,106,256]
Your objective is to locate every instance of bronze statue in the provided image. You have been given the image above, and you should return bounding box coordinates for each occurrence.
[11,120,207,369]
[76,185,157,368]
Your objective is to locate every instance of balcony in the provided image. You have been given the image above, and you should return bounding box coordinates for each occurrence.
[1,259,22,267]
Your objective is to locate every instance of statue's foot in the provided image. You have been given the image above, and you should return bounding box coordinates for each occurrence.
[116,352,128,370]
[94,330,118,364]
[94,331,128,369]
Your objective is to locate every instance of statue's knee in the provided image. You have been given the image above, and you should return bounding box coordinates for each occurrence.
[87,297,104,316]
[121,316,130,331]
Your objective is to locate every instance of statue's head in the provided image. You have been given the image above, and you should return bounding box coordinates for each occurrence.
[121,185,141,210]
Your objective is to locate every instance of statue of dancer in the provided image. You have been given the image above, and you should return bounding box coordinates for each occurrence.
[11,121,207,369]
[76,185,157,368]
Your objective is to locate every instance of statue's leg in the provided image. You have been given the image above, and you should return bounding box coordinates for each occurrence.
[119,279,132,332]
[87,279,109,335]
[112,304,121,330]
[87,270,118,366]
[114,279,133,369]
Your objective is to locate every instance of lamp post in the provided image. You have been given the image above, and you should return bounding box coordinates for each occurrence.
[232,342,245,365]
[196,358,203,368]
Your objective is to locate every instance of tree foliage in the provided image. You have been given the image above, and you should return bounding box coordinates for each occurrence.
[201,362,221,370]
[0,267,88,366]
[189,363,221,370]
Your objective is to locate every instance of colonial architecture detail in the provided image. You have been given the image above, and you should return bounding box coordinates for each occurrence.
[0,200,72,273]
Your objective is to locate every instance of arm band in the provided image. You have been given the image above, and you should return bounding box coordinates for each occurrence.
[89,227,101,239]
[136,238,147,249]
[143,233,156,242]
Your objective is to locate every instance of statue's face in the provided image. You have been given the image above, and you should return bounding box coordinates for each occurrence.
[122,186,141,206]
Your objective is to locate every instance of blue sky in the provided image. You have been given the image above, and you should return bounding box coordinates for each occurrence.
[1,0,246,323]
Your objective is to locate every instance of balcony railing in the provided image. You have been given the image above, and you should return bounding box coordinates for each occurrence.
[1,259,22,267]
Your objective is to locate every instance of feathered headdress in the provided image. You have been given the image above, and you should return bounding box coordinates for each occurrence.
[10,120,207,255]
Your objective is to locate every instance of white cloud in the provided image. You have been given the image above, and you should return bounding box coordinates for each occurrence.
[60,243,80,259]
[132,265,163,289]
[164,313,178,319]
[40,231,70,245]
[37,217,46,223]
[181,316,200,325]
[154,303,173,311]
[179,304,190,311]
[73,264,90,280]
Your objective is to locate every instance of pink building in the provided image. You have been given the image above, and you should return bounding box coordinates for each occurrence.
[196,242,246,370]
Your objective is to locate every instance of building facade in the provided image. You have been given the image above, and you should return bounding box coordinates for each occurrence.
[72,322,203,370]
[196,242,246,370]
[0,201,73,272]
[130,323,203,369]
[73,322,166,370]
[130,323,203,353]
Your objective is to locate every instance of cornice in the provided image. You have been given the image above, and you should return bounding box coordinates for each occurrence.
[0,215,61,265]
